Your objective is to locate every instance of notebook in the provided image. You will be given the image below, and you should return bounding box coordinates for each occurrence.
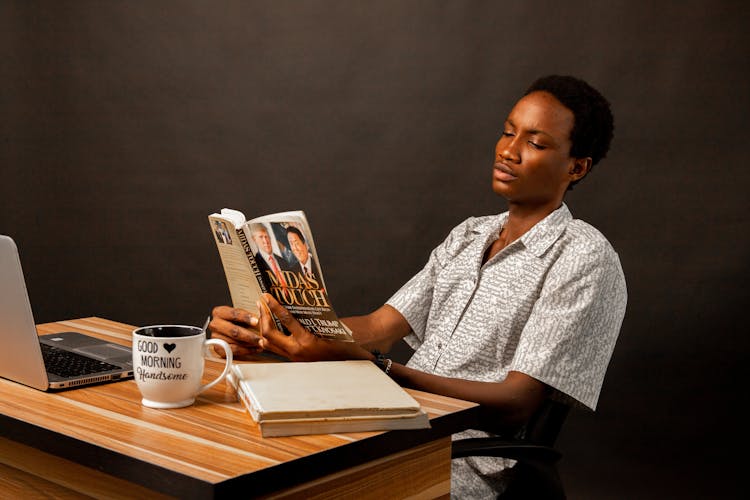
[0,235,134,390]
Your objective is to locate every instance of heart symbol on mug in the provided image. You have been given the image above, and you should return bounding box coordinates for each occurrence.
[163,343,177,353]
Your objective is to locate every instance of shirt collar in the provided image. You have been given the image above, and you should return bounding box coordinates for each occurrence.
[472,203,572,258]
[518,203,572,257]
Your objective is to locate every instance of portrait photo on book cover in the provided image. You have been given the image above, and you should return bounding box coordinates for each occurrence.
[246,221,328,311]
[213,220,232,245]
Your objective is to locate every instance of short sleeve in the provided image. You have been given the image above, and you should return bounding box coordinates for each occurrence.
[386,248,440,349]
[386,217,482,350]
[510,240,627,410]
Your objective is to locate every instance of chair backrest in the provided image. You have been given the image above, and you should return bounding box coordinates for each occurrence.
[451,398,571,498]
[524,399,570,446]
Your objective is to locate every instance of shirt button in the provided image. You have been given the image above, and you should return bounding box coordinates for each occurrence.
[437,342,443,350]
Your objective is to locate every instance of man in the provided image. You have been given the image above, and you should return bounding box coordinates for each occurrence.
[286,226,319,282]
[214,220,232,244]
[211,75,627,497]
[249,223,293,289]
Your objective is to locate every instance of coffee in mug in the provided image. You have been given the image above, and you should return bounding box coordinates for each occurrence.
[132,324,233,409]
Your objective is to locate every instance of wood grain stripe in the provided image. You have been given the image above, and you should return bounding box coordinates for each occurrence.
[1,317,480,497]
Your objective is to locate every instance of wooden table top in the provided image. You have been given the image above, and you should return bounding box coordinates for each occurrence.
[0,317,480,497]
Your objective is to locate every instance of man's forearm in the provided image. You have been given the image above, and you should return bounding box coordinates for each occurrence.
[342,305,411,353]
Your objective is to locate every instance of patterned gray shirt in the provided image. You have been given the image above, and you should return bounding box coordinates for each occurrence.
[387,203,627,497]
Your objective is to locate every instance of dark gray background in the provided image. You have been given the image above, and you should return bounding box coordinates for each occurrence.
[1,1,747,498]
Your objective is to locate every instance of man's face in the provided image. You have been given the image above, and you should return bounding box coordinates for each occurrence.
[253,229,273,254]
[287,232,309,265]
[492,91,578,206]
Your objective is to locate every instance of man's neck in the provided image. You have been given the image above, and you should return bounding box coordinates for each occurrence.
[483,201,562,263]
[503,200,562,243]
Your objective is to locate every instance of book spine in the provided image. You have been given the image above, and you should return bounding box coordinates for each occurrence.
[236,380,262,423]
[237,226,285,332]
[237,228,269,294]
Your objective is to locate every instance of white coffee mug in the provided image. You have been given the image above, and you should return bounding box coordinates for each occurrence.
[132,324,233,409]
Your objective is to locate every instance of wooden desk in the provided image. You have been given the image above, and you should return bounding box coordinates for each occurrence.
[0,318,479,499]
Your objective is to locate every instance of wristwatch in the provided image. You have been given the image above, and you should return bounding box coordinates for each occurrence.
[371,350,393,375]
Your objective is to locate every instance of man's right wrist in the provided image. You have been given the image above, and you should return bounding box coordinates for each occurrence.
[371,350,393,375]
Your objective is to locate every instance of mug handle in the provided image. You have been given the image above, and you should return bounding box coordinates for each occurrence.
[198,338,233,394]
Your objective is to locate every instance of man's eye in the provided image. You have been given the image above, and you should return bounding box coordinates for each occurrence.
[502,131,514,138]
[529,141,546,150]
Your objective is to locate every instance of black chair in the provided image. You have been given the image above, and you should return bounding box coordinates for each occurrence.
[451,399,570,499]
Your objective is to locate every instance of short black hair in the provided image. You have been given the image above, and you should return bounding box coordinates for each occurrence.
[286,225,306,244]
[525,75,614,185]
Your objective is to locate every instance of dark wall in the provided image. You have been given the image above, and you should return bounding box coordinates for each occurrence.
[1,1,747,498]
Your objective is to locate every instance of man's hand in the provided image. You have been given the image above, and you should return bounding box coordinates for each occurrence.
[258,294,372,362]
[209,305,264,359]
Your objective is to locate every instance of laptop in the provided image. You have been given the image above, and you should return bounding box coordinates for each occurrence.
[0,235,133,390]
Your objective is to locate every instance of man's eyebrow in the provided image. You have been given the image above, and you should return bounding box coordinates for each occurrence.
[527,128,554,138]
[507,119,553,138]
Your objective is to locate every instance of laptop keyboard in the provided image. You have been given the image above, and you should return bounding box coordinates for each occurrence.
[41,343,121,377]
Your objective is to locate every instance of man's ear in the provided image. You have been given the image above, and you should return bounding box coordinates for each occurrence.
[569,157,592,182]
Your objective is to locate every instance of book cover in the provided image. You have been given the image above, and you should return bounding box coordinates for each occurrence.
[231,360,430,437]
[209,209,352,342]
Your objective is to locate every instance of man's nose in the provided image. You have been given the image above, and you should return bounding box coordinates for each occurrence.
[498,141,520,163]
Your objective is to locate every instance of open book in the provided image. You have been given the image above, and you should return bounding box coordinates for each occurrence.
[229,360,430,437]
[209,209,353,342]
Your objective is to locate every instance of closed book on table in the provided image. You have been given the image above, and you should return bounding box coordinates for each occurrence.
[231,360,430,437]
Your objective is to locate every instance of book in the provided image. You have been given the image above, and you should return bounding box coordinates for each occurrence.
[229,360,431,437]
[209,209,353,342]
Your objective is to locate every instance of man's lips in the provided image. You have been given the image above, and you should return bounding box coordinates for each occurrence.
[494,162,517,181]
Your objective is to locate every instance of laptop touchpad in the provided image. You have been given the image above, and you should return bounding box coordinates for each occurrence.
[75,344,132,363]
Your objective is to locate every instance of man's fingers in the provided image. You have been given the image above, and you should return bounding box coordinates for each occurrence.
[211,305,258,327]
[257,297,286,341]
[262,293,308,336]
[209,316,261,346]
[210,333,263,359]
[257,337,286,358]
[257,297,297,354]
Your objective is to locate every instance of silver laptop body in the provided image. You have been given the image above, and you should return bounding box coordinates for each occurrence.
[0,235,133,390]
